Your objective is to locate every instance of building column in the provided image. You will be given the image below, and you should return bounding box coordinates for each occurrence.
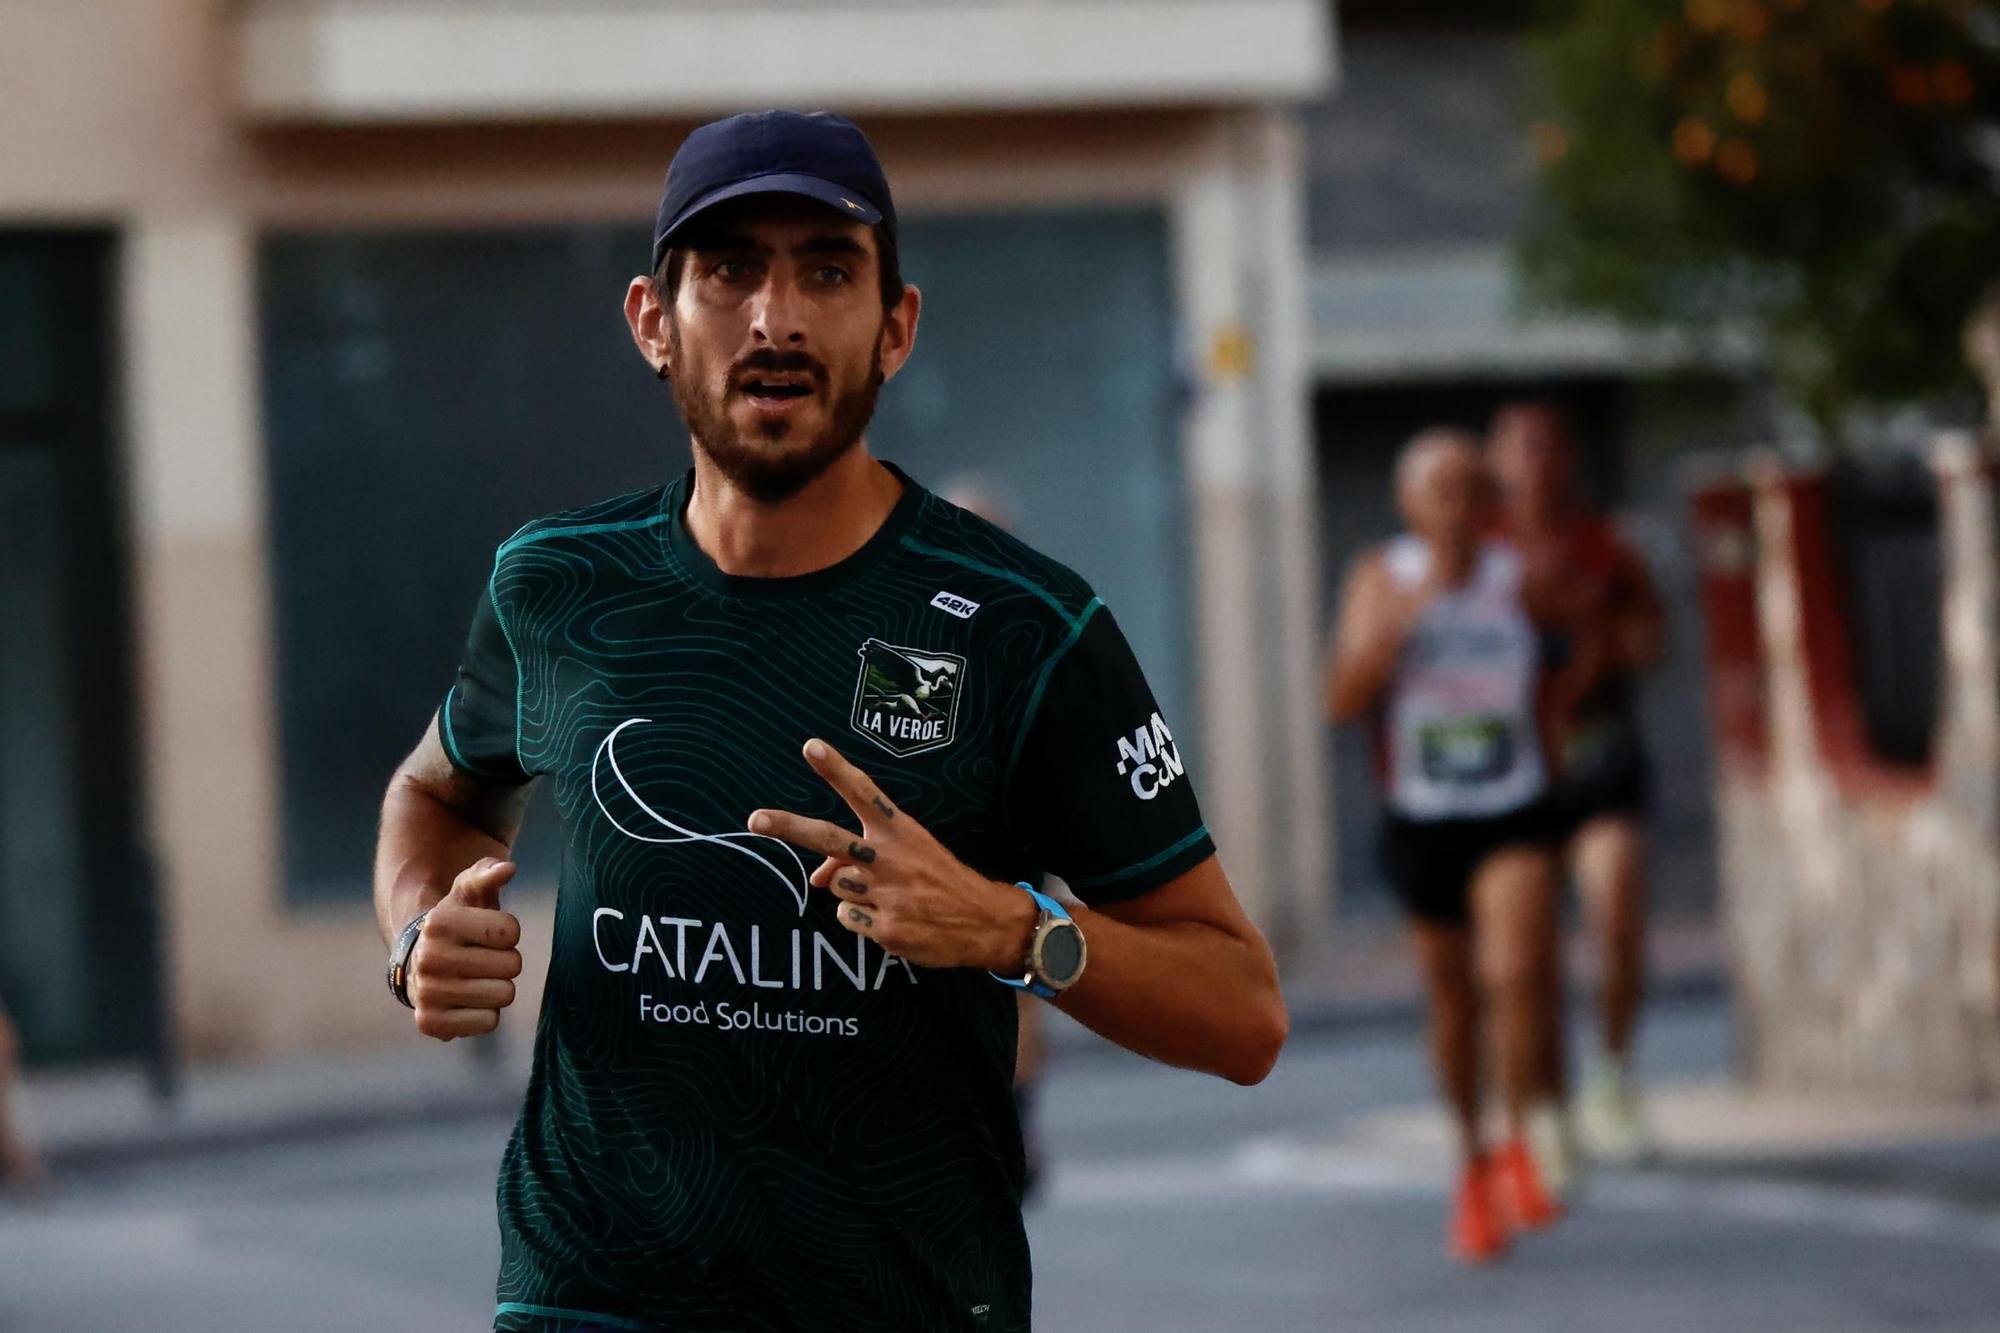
[122,217,288,1059]
[1171,109,1331,960]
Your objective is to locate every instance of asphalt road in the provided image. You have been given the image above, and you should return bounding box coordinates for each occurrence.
[4,1000,1998,1332]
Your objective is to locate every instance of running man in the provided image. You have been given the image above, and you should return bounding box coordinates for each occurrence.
[1489,402,1666,1166]
[1324,428,1563,1264]
[372,111,1286,1333]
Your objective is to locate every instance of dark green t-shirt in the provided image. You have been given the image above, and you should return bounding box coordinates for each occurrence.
[441,464,1212,1333]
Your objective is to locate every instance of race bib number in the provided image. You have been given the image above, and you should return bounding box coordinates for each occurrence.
[1418,716,1515,786]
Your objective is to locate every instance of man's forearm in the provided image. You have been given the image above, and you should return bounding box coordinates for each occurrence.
[1052,906,1287,1086]
[373,775,512,950]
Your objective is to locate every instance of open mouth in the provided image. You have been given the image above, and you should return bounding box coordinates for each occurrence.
[739,378,816,405]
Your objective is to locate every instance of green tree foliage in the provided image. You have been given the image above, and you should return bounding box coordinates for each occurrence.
[1519,0,2000,429]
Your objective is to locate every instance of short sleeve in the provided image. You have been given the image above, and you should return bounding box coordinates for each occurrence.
[438,575,532,785]
[1005,604,1214,905]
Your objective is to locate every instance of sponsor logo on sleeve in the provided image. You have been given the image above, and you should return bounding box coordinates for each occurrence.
[1113,711,1185,801]
[851,639,967,757]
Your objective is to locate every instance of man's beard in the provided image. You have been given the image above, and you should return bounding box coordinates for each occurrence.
[668,325,884,504]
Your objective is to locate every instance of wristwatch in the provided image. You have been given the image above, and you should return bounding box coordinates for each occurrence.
[992,883,1087,1000]
[386,909,431,1009]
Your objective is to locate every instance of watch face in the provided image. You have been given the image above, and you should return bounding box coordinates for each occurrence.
[1039,922,1085,984]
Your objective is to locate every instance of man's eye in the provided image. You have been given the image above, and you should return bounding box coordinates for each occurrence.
[815,266,852,286]
[713,259,753,281]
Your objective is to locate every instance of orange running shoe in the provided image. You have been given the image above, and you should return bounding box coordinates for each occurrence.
[1494,1136,1564,1232]
[1449,1156,1510,1265]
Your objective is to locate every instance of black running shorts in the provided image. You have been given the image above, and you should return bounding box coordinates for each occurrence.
[1546,710,1651,837]
[1379,802,1558,927]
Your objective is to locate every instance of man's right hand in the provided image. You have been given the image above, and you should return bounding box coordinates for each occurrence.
[408,857,522,1041]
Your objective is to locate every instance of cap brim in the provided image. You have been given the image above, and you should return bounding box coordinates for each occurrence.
[657,173,885,257]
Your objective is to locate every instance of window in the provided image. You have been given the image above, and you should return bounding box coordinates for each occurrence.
[261,226,678,902]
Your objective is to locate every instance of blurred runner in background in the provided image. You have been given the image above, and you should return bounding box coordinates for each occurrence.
[1489,402,1667,1172]
[1325,428,1564,1265]
[0,997,45,1192]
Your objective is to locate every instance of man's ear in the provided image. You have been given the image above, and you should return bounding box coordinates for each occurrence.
[876,284,923,384]
[624,275,672,379]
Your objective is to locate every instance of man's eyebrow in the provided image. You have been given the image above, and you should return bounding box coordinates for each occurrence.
[797,235,870,258]
[681,233,868,259]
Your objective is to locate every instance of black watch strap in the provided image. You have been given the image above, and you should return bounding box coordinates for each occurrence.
[386,909,431,1009]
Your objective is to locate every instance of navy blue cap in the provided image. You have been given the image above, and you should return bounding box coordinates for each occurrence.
[651,111,895,271]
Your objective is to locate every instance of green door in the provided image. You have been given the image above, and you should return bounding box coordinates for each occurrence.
[0,232,159,1065]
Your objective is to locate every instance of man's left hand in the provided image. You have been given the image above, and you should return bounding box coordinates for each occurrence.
[748,739,1038,973]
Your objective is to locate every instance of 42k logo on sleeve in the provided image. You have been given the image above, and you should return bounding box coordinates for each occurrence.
[851,639,966,757]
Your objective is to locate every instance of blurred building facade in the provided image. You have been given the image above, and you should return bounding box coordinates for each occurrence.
[1694,439,2000,1102]
[0,0,1334,1062]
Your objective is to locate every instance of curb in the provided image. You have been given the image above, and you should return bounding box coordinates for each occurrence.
[35,969,1729,1177]
[39,1077,526,1178]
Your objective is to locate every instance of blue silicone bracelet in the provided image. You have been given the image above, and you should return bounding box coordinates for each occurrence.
[992,882,1069,999]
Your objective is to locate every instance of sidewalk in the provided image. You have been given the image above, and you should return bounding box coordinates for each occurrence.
[1346,1078,2000,1169]
[1337,1079,2000,1215]
[19,1035,532,1175]
[0,913,1791,1179]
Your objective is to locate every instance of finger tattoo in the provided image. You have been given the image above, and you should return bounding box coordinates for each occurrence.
[838,876,868,895]
[847,906,875,928]
[871,795,896,821]
[848,841,877,864]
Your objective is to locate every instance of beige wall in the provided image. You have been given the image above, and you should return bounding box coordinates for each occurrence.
[237,0,1330,120]
[5,0,1327,1059]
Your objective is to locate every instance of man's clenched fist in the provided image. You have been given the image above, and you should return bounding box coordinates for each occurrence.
[409,857,523,1041]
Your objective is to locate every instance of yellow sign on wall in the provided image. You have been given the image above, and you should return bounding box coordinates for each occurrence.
[1207,321,1256,382]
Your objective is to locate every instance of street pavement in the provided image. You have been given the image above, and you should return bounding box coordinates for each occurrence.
[4,998,1999,1332]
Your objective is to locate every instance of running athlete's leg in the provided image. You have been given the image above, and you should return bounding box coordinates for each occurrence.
[1409,921,1481,1166]
[1572,813,1647,1062]
[1537,857,1571,1106]
[1530,859,1580,1197]
[1571,812,1657,1162]
[1470,845,1559,1140]
[1472,845,1564,1229]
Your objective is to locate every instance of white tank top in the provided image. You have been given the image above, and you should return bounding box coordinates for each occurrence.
[1383,536,1547,820]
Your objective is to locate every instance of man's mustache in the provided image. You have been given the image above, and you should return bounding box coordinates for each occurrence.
[732,349,828,388]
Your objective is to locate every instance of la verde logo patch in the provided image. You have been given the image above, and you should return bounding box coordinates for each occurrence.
[850,638,966,757]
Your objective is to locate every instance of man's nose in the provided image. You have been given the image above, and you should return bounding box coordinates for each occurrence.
[749,272,808,346]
